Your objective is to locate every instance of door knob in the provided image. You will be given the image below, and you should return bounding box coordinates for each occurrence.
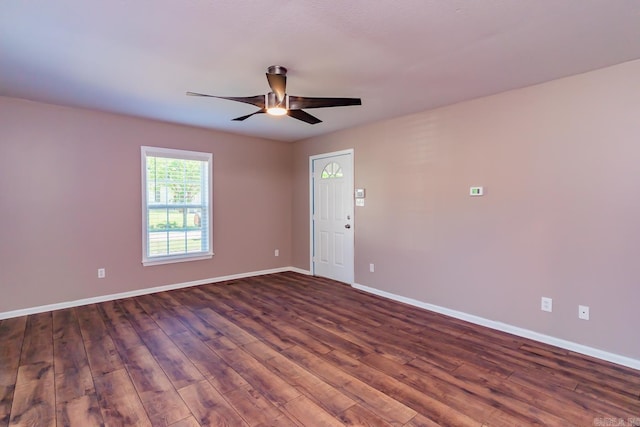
[345,224,351,229]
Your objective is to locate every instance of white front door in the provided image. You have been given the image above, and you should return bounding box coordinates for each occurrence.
[311,151,354,283]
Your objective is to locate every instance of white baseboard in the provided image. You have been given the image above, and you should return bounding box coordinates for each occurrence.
[7,270,636,370]
[0,267,296,320]
[289,267,312,275]
[352,282,640,371]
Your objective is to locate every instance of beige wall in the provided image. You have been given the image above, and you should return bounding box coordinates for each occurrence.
[2,59,639,360]
[292,59,640,359]
[0,97,292,312]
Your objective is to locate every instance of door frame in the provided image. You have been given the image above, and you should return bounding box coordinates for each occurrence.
[309,149,355,282]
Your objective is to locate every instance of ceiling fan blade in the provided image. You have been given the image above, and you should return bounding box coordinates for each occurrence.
[232,109,266,121]
[187,92,265,108]
[287,109,322,125]
[288,96,361,110]
[266,73,287,103]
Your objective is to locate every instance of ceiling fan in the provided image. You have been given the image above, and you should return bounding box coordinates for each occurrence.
[187,65,362,125]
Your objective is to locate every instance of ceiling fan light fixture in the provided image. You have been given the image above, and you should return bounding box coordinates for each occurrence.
[266,91,288,116]
[266,106,287,116]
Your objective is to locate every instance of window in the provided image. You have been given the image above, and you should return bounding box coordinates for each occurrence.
[141,146,213,265]
[321,162,343,179]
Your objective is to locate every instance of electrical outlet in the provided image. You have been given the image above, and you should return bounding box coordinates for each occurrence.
[369,263,375,273]
[541,297,552,312]
[98,268,106,279]
[274,249,279,257]
[578,305,590,320]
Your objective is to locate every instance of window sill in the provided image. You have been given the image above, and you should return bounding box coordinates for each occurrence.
[142,252,214,266]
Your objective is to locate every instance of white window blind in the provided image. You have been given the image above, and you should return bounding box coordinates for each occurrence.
[141,146,213,266]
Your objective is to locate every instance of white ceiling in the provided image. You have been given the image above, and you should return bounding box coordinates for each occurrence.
[2,1,640,142]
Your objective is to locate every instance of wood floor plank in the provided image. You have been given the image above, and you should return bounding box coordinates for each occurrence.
[74,305,109,343]
[519,343,640,398]
[52,309,95,404]
[0,317,27,426]
[138,328,204,390]
[282,345,418,425]
[168,415,200,427]
[507,369,626,424]
[244,341,356,417]
[312,316,417,365]
[19,313,53,366]
[194,307,259,346]
[401,413,441,427]
[454,363,593,425]
[282,395,345,427]
[93,368,151,427]
[55,394,104,427]
[324,349,482,426]
[98,301,144,353]
[3,272,640,426]
[264,316,335,355]
[168,331,248,394]
[9,312,55,427]
[171,287,233,313]
[202,303,296,352]
[230,312,297,352]
[159,300,224,343]
[202,280,298,324]
[9,362,55,427]
[177,380,247,426]
[121,344,191,425]
[118,298,160,334]
[363,352,500,423]
[208,340,301,407]
[574,382,640,417]
[338,404,396,427]
[365,352,533,426]
[250,275,384,329]
[1,386,16,427]
[0,317,27,386]
[223,385,295,427]
[76,305,124,376]
[136,294,188,337]
[474,338,640,415]
[225,282,373,360]
[79,331,123,378]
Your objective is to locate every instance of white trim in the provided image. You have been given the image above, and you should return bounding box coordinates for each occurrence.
[142,253,213,266]
[309,149,355,282]
[0,267,294,320]
[352,282,640,371]
[141,146,214,266]
[4,268,636,370]
[289,267,312,275]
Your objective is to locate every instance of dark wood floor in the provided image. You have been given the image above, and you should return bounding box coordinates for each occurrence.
[1,272,640,426]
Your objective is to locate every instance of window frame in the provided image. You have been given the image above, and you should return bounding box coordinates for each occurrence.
[141,146,213,266]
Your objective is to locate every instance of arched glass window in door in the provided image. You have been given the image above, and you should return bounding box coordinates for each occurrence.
[321,162,343,179]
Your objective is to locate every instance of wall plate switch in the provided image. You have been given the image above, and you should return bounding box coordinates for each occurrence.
[274,249,279,257]
[356,198,365,207]
[98,268,106,279]
[369,263,374,273]
[578,305,590,320]
[541,297,552,312]
[470,186,484,196]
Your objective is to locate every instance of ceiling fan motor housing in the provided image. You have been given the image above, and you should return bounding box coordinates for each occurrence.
[267,65,287,76]
[266,92,288,110]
